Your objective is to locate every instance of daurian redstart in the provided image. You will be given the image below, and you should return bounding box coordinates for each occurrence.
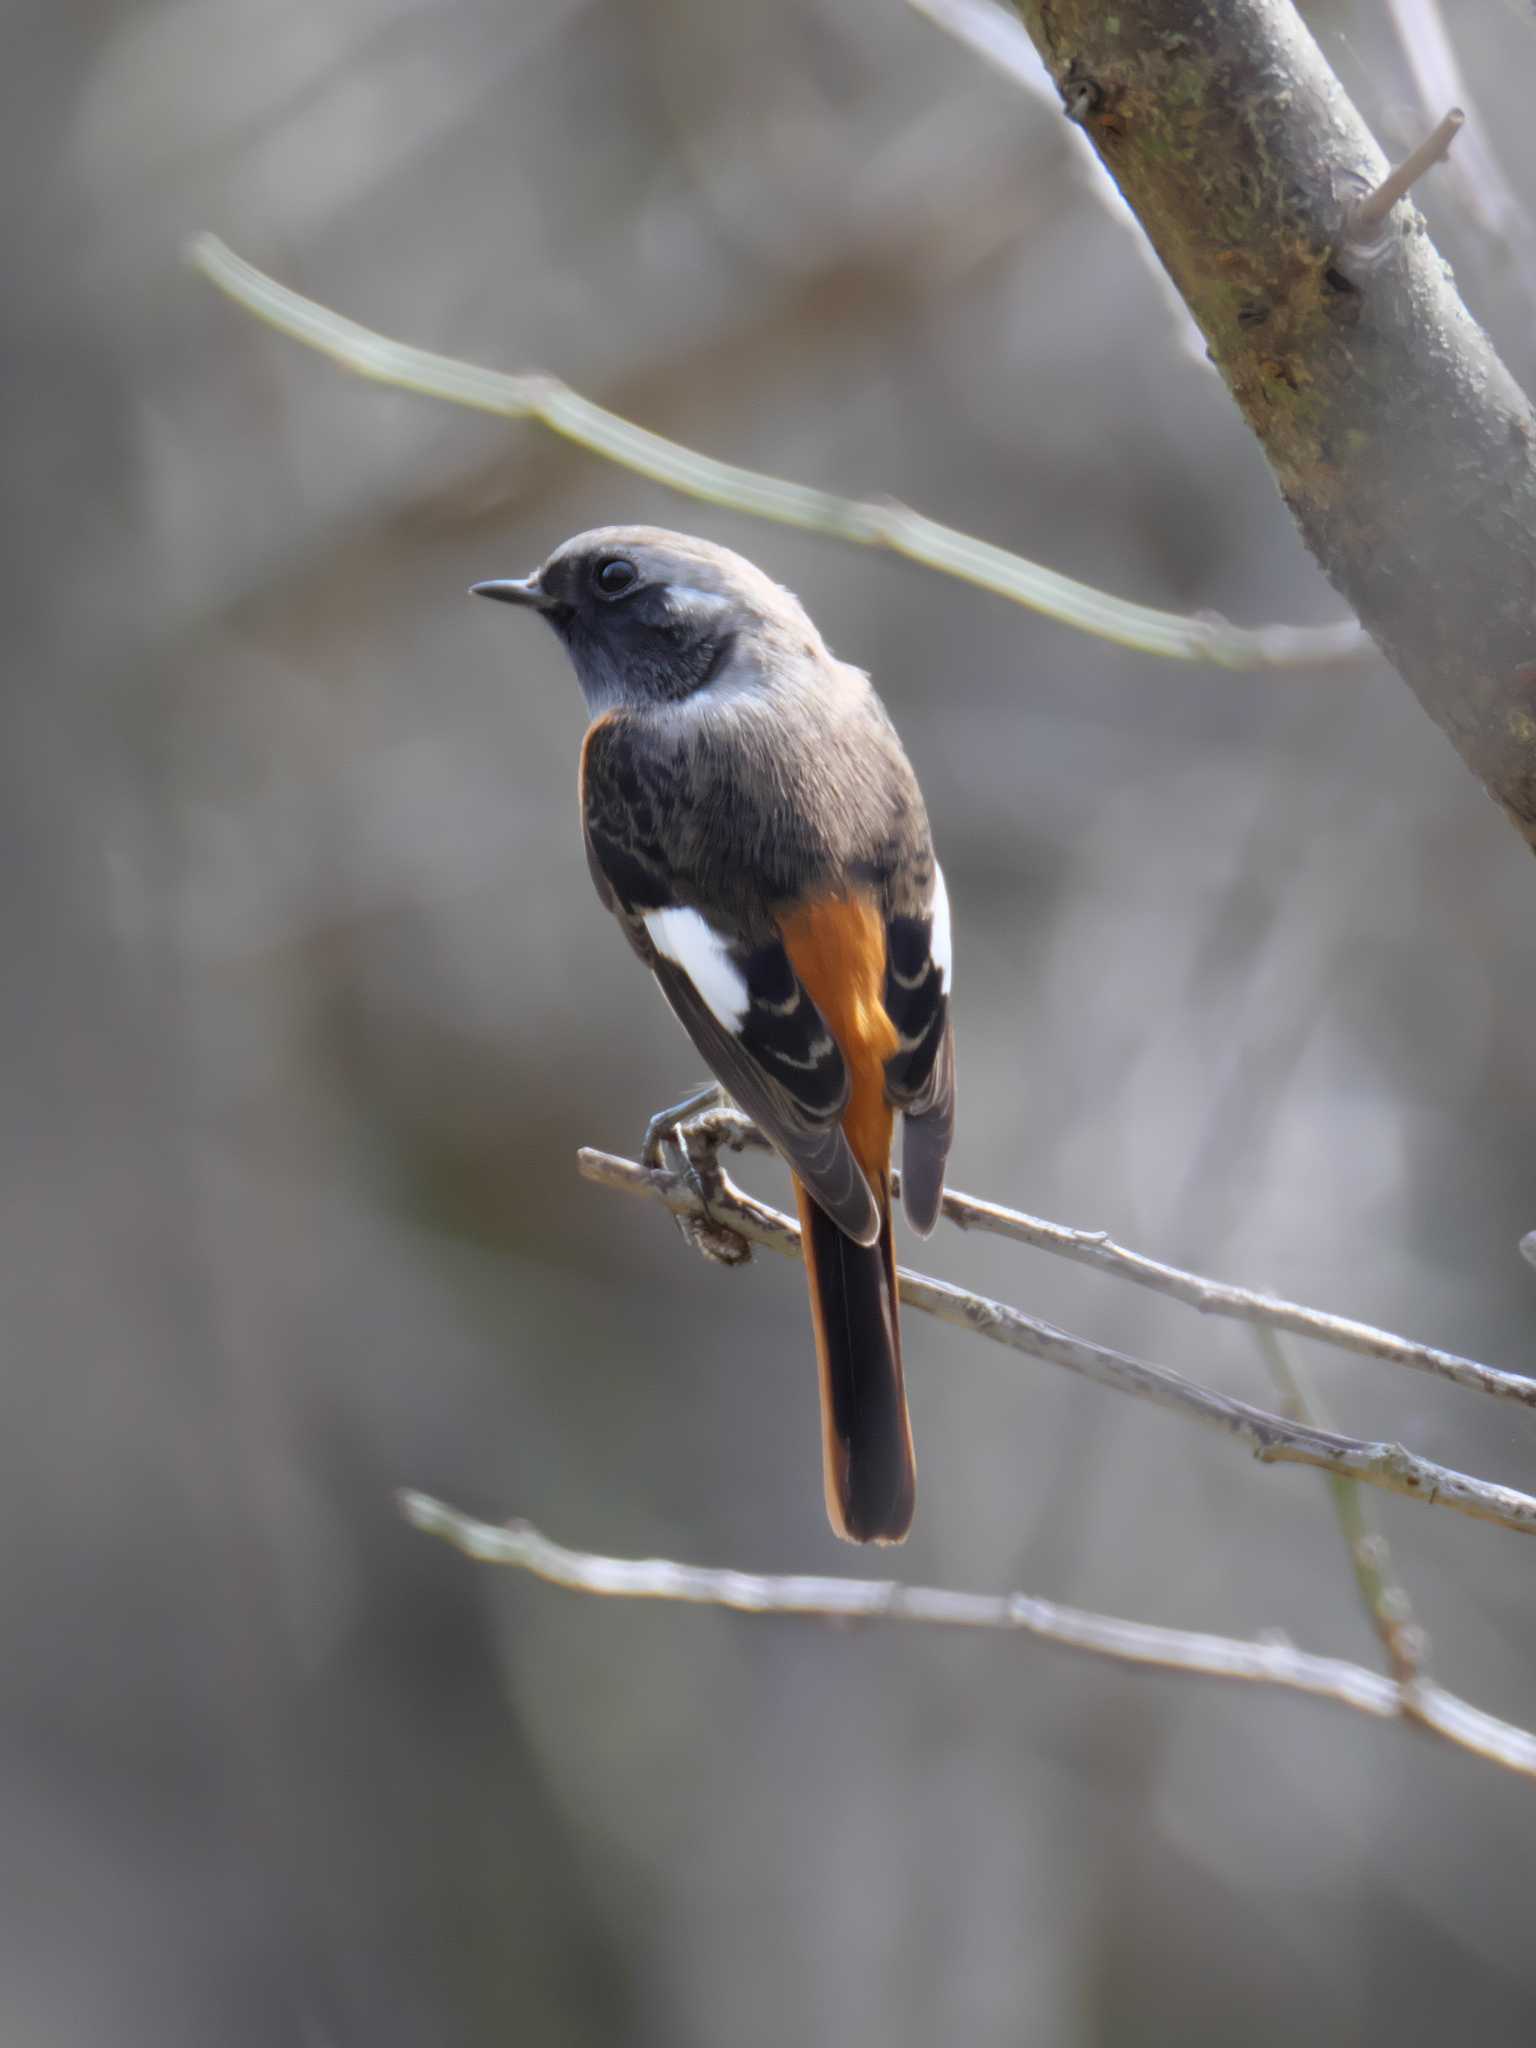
[474,529,954,1543]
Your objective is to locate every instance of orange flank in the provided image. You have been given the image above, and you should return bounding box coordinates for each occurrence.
[778,892,898,1182]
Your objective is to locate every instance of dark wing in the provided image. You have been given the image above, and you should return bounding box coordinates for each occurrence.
[883,869,955,1237]
[581,715,880,1246]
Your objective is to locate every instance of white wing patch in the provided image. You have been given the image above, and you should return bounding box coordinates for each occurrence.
[929,862,953,992]
[644,907,749,1030]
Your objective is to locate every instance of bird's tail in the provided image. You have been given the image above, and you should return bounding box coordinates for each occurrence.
[795,1174,915,1544]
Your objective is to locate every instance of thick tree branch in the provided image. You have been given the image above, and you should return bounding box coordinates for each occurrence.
[399,1491,1536,1782]
[186,233,1368,672]
[1005,1,1536,851]
[578,1146,1536,1540]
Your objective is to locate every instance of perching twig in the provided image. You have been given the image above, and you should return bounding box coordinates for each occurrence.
[399,1491,1536,1782]
[185,233,1369,673]
[1256,1328,1427,1688]
[577,1145,1536,1541]
[683,1103,1536,1409]
[1348,106,1465,240]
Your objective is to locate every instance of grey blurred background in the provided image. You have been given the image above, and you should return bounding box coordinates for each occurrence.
[6,1,1536,2041]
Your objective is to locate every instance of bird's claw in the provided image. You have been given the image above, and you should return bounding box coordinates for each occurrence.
[643,1092,762,1266]
[641,1082,728,1172]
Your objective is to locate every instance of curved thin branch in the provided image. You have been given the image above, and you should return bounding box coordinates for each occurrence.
[185,233,1369,673]
[577,1146,1536,1540]
[399,1490,1536,1782]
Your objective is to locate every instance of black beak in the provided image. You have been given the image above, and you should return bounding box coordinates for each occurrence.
[469,574,556,610]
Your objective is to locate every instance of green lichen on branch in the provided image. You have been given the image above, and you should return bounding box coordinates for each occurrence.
[1013,0,1536,851]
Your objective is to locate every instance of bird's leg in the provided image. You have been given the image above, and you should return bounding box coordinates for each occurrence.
[639,1086,768,1268]
[641,1082,729,1173]
[674,1112,755,1268]
[675,1099,770,1217]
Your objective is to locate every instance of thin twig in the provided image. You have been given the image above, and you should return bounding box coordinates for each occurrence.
[399,1490,1536,1782]
[908,0,1055,100]
[1384,0,1536,320]
[912,1166,1536,1409]
[678,1103,1536,1409]
[185,233,1371,673]
[1348,106,1465,239]
[578,1145,1536,1540]
[1256,1328,1426,1687]
[905,0,1211,369]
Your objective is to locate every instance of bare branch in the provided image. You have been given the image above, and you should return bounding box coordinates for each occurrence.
[908,0,1052,98]
[667,1103,1536,1408]
[1257,1328,1426,1686]
[185,233,1370,673]
[905,0,1210,368]
[399,1490,1536,1782]
[1348,107,1465,241]
[578,1145,1536,1541]
[906,1161,1536,1410]
[1384,0,1536,318]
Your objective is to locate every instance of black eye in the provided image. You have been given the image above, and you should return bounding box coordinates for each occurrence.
[593,556,637,598]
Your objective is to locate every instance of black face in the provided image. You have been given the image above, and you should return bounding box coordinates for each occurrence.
[530,545,740,712]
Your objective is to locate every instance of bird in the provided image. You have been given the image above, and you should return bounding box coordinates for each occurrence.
[473,528,954,1543]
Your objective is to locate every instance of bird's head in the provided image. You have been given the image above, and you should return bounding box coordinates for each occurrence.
[472,526,817,711]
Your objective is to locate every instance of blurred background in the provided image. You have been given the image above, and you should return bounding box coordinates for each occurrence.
[6,1,1536,2040]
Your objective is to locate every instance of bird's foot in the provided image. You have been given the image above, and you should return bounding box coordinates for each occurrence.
[641,1082,729,1173]
[674,1116,753,1266]
[642,1089,765,1267]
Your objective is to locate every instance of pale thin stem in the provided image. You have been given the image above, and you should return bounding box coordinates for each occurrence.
[399,1490,1536,1782]
[905,0,1210,369]
[908,0,1055,99]
[1385,0,1536,292]
[577,1146,1536,1541]
[1349,107,1465,237]
[1256,1328,1426,1687]
[185,233,1370,673]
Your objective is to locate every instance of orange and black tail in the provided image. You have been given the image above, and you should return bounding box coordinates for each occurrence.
[795,1174,915,1544]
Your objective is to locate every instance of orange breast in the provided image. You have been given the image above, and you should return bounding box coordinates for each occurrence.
[779,893,897,1184]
